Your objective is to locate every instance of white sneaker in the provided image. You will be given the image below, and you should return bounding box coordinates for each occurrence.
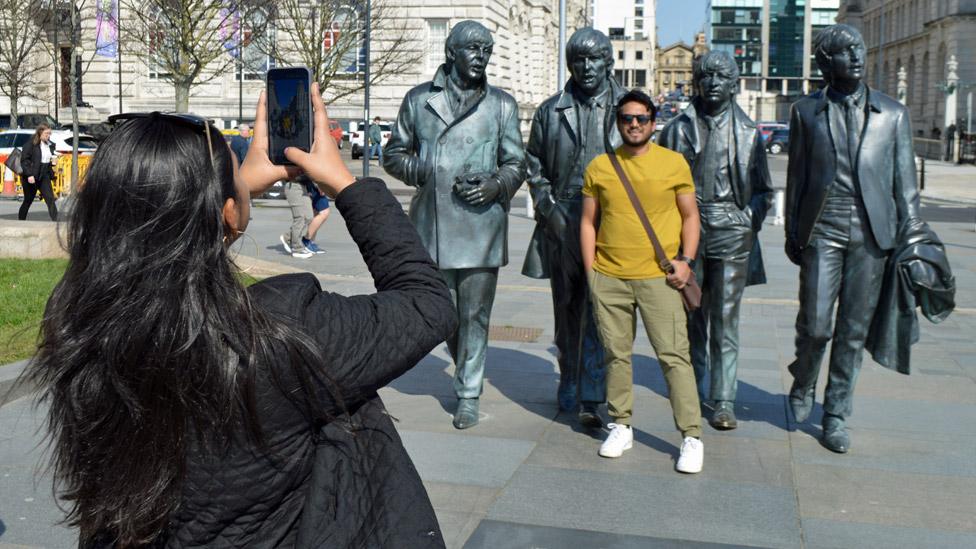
[279,234,292,254]
[676,436,703,474]
[599,423,633,458]
[291,247,314,259]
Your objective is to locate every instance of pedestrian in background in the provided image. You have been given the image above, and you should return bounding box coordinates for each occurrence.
[280,176,315,259]
[368,115,383,163]
[18,123,59,221]
[229,123,251,165]
[304,175,330,254]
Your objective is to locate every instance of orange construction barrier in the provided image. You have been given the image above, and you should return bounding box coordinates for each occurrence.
[0,153,91,197]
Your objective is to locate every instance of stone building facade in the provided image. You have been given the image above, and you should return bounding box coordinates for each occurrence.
[838,0,976,138]
[0,1,588,131]
[655,42,695,96]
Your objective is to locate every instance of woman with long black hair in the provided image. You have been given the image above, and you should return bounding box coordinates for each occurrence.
[24,84,456,547]
[18,123,59,221]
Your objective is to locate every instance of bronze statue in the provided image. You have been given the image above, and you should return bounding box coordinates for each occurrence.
[384,20,526,429]
[659,51,772,430]
[521,28,624,426]
[785,24,921,453]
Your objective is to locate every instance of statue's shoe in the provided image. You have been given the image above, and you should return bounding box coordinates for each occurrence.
[788,382,815,423]
[453,398,480,430]
[820,417,850,454]
[709,401,737,430]
[578,403,602,429]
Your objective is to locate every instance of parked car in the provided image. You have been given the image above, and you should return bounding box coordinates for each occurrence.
[0,113,60,131]
[329,119,344,148]
[350,122,392,160]
[757,122,788,141]
[766,128,789,155]
[0,129,98,156]
[260,180,286,200]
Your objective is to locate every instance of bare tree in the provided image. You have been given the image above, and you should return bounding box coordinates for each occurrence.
[119,0,271,112]
[0,0,54,128]
[263,0,421,103]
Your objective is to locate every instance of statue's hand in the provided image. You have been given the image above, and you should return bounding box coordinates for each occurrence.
[545,204,567,236]
[455,172,501,206]
[785,239,802,266]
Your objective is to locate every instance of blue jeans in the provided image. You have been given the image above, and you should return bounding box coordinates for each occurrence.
[369,143,383,162]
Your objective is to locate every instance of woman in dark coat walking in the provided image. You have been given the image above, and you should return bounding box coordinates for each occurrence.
[24,84,455,547]
[18,123,59,220]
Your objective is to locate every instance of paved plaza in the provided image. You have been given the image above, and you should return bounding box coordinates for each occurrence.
[1,151,975,548]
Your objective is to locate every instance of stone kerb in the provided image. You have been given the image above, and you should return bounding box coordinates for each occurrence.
[0,219,68,259]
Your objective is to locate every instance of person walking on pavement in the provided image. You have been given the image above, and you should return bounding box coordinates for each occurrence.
[304,176,330,254]
[18,123,59,221]
[280,176,315,259]
[658,51,773,430]
[229,123,251,165]
[581,90,704,473]
[368,116,383,163]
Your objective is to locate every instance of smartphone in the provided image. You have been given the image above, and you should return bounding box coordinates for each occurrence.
[266,67,313,165]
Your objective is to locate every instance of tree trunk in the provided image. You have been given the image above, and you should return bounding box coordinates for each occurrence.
[175,81,191,113]
[9,83,19,129]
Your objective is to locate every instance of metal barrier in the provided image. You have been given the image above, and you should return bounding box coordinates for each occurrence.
[0,153,92,197]
[913,138,943,160]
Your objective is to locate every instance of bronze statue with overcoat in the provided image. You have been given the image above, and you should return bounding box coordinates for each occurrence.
[384,20,525,430]
[784,24,921,453]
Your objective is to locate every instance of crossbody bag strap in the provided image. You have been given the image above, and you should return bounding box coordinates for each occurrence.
[607,152,673,274]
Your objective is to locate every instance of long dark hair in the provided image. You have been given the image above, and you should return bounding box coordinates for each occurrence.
[32,123,51,145]
[25,117,337,547]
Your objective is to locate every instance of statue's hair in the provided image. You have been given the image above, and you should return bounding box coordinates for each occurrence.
[814,24,865,77]
[566,27,613,67]
[693,50,740,84]
[445,20,493,64]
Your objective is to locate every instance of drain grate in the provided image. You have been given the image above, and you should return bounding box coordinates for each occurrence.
[488,325,543,343]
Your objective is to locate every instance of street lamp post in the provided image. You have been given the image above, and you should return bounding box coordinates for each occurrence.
[362,0,371,177]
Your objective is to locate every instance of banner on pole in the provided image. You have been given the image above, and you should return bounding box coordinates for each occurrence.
[95,0,119,58]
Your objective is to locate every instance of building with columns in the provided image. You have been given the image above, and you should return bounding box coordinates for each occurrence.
[655,42,695,97]
[0,1,588,133]
[837,0,976,139]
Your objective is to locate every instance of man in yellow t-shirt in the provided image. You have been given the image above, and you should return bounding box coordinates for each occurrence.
[581,90,704,473]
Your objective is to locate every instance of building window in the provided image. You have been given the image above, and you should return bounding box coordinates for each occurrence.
[635,70,646,88]
[635,7,643,17]
[635,19,643,30]
[618,50,624,60]
[426,19,448,71]
[636,51,643,61]
[237,9,273,81]
[614,69,624,84]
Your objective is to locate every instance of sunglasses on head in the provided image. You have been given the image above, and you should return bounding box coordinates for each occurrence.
[618,114,654,125]
[108,112,216,168]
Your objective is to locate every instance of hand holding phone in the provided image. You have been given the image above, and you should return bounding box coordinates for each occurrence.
[267,67,313,165]
[282,83,356,198]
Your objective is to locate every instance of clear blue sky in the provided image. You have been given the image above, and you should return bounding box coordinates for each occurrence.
[656,0,709,47]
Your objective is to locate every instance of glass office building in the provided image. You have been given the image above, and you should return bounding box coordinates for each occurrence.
[709,0,764,77]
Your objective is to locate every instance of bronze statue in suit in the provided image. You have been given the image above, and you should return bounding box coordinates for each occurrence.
[521,28,624,426]
[659,51,772,430]
[785,24,921,453]
[384,21,526,429]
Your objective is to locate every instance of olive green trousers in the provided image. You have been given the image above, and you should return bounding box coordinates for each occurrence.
[589,271,703,438]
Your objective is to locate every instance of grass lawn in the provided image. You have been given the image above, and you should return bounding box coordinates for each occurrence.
[0,258,67,365]
[0,259,262,366]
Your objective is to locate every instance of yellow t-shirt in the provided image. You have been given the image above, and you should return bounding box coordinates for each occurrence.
[582,144,695,279]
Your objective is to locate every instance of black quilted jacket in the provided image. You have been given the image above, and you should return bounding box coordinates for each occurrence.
[158,179,455,548]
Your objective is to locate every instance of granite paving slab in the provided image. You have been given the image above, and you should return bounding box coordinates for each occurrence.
[465,520,765,549]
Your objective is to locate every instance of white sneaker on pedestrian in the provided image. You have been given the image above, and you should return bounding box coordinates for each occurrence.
[599,423,633,458]
[279,234,292,254]
[291,247,314,259]
[676,436,703,474]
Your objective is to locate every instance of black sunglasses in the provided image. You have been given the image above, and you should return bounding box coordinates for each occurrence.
[108,112,216,168]
[618,114,654,125]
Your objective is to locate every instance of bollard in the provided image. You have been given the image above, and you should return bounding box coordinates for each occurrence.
[526,191,534,219]
[773,189,785,226]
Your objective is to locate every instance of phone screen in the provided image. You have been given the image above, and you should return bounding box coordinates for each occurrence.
[267,67,312,165]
